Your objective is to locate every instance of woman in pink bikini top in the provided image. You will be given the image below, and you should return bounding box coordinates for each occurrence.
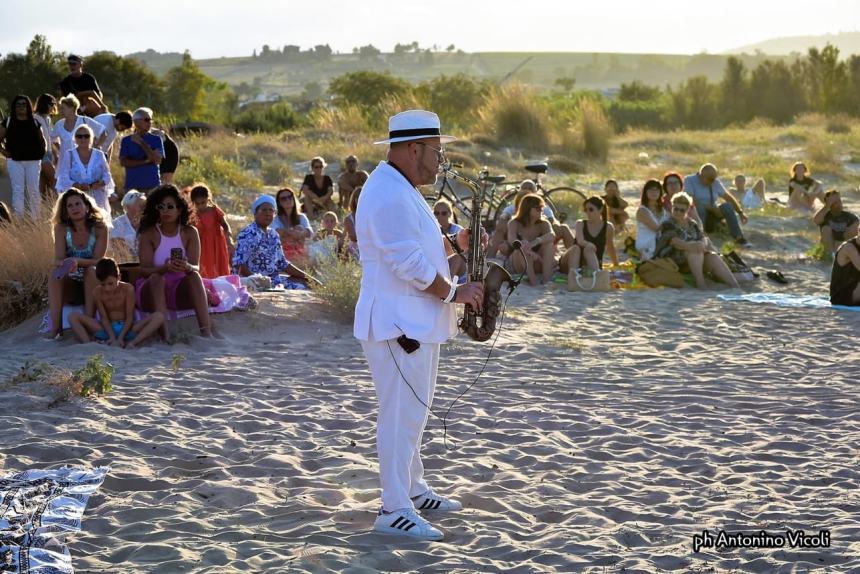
[136,184,212,340]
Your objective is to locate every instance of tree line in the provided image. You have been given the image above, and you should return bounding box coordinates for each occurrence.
[610,45,860,131]
[2,35,856,137]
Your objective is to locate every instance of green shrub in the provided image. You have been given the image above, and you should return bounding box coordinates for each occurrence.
[75,355,114,398]
[609,99,669,132]
[174,155,262,189]
[232,101,300,133]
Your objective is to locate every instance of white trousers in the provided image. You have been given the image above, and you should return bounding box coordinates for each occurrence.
[361,338,440,512]
[7,159,41,218]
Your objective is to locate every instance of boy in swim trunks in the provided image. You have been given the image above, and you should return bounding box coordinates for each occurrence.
[69,257,164,348]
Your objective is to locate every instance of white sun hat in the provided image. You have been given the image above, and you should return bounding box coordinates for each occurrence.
[374,109,457,145]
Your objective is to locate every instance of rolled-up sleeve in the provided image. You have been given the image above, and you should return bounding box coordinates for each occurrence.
[370,198,437,290]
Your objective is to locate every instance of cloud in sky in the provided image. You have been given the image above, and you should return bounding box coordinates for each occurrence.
[0,0,857,58]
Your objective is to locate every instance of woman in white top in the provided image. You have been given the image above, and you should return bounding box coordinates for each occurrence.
[56,124,114,224]
[34,94,58,195]
[51,94,105,159]
[635,178,668,261]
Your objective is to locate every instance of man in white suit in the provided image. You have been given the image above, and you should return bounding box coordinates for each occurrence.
[355,110,485,541]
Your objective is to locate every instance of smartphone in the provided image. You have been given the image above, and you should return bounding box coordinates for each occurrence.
[170,247,183,260]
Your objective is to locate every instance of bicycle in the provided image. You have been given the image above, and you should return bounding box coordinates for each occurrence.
[426,161,589,231]
[491,161,588,227]
[425,166,509,230]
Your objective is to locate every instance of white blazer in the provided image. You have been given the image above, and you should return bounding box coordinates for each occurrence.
[354,161,457,344]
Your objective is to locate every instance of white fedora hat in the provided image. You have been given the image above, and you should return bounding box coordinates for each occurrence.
[374,109,457,145]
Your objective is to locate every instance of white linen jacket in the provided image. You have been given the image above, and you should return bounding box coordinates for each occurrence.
[354,161,458,343]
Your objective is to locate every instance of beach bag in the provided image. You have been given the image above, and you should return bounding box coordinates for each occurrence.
[722,251,756,283]
[567,268,611,292]
[637,257,685,288]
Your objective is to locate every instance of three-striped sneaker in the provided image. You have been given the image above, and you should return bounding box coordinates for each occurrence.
[412,489,463,512]
[373,508,443,541]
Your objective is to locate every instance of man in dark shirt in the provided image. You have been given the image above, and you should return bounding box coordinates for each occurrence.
[58,55,106,116]
[813,190,859,256]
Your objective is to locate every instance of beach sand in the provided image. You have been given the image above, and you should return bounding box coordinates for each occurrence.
[2,212,859,573]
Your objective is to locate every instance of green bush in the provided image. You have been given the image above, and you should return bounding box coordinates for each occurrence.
[609,99,669,132]
[232,101,300,133]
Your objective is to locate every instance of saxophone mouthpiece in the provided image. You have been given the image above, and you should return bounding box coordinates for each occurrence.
[511,240,522,251]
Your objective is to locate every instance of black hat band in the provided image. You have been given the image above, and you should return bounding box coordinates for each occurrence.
[388,127,440,139]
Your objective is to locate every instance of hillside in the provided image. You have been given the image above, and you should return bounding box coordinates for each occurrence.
[127,50,793,96]
[728,31,860,56]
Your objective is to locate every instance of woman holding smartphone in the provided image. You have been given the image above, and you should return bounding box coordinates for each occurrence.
[136,184,212,339]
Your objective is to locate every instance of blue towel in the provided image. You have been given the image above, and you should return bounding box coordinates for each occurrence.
[717,292,860,312]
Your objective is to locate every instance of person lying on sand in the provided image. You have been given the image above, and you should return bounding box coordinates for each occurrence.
[68,257,164,348]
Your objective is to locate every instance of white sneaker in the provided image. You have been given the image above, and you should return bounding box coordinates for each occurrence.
[412,489,463,512]
[373,508,443,541]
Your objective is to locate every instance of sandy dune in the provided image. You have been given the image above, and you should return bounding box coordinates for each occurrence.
[2,211,859,572]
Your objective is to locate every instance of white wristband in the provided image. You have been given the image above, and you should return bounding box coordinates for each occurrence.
[442,276,458,303]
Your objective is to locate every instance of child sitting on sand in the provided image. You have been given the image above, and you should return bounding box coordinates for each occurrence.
[311,211,345,260]
[68,257,164,348]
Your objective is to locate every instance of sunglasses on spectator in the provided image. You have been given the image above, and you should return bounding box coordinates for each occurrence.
[280,195,294,201]
[433,210,450,216]
[137,117,152,122]
[157,203,178,211]
[75,133,90,139]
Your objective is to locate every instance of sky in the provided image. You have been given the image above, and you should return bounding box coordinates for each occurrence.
[0,0,857,58]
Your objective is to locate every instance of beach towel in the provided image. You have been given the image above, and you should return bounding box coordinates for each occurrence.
[39,274,253,333]
[717,293,860,312]
[0,466,108,574]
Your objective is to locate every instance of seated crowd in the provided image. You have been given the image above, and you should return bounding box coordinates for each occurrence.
[2,52,859,346]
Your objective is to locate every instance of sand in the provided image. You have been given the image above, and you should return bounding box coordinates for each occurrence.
[2,208,859,573]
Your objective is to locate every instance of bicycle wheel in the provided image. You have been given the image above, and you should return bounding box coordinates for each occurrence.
[491,188,520,227]
[544,186,588,224]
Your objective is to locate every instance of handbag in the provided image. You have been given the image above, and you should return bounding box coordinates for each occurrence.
[721,251,756,283]
[567,268,611,292]
[637,257,685,288]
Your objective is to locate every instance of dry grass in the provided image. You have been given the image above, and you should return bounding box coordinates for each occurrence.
[0,211,54,330]
[477,84,550,153]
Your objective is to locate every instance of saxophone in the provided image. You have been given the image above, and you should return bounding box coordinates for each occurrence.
[441,163,516,342]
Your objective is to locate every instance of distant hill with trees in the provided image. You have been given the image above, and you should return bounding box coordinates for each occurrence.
[727,31,860,56]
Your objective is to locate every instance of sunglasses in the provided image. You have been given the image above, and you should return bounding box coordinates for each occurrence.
[280,195,294,201]
[433,210,450,216]
[416,142,446,163]
[137,117,152,123]
[157,203,178,211]
[75,133,90,139]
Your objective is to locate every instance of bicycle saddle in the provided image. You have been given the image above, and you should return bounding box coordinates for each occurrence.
[524,161,548,174]
[481,174,506,184]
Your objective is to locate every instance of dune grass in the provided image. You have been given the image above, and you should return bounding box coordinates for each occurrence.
[0,213,55,331]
